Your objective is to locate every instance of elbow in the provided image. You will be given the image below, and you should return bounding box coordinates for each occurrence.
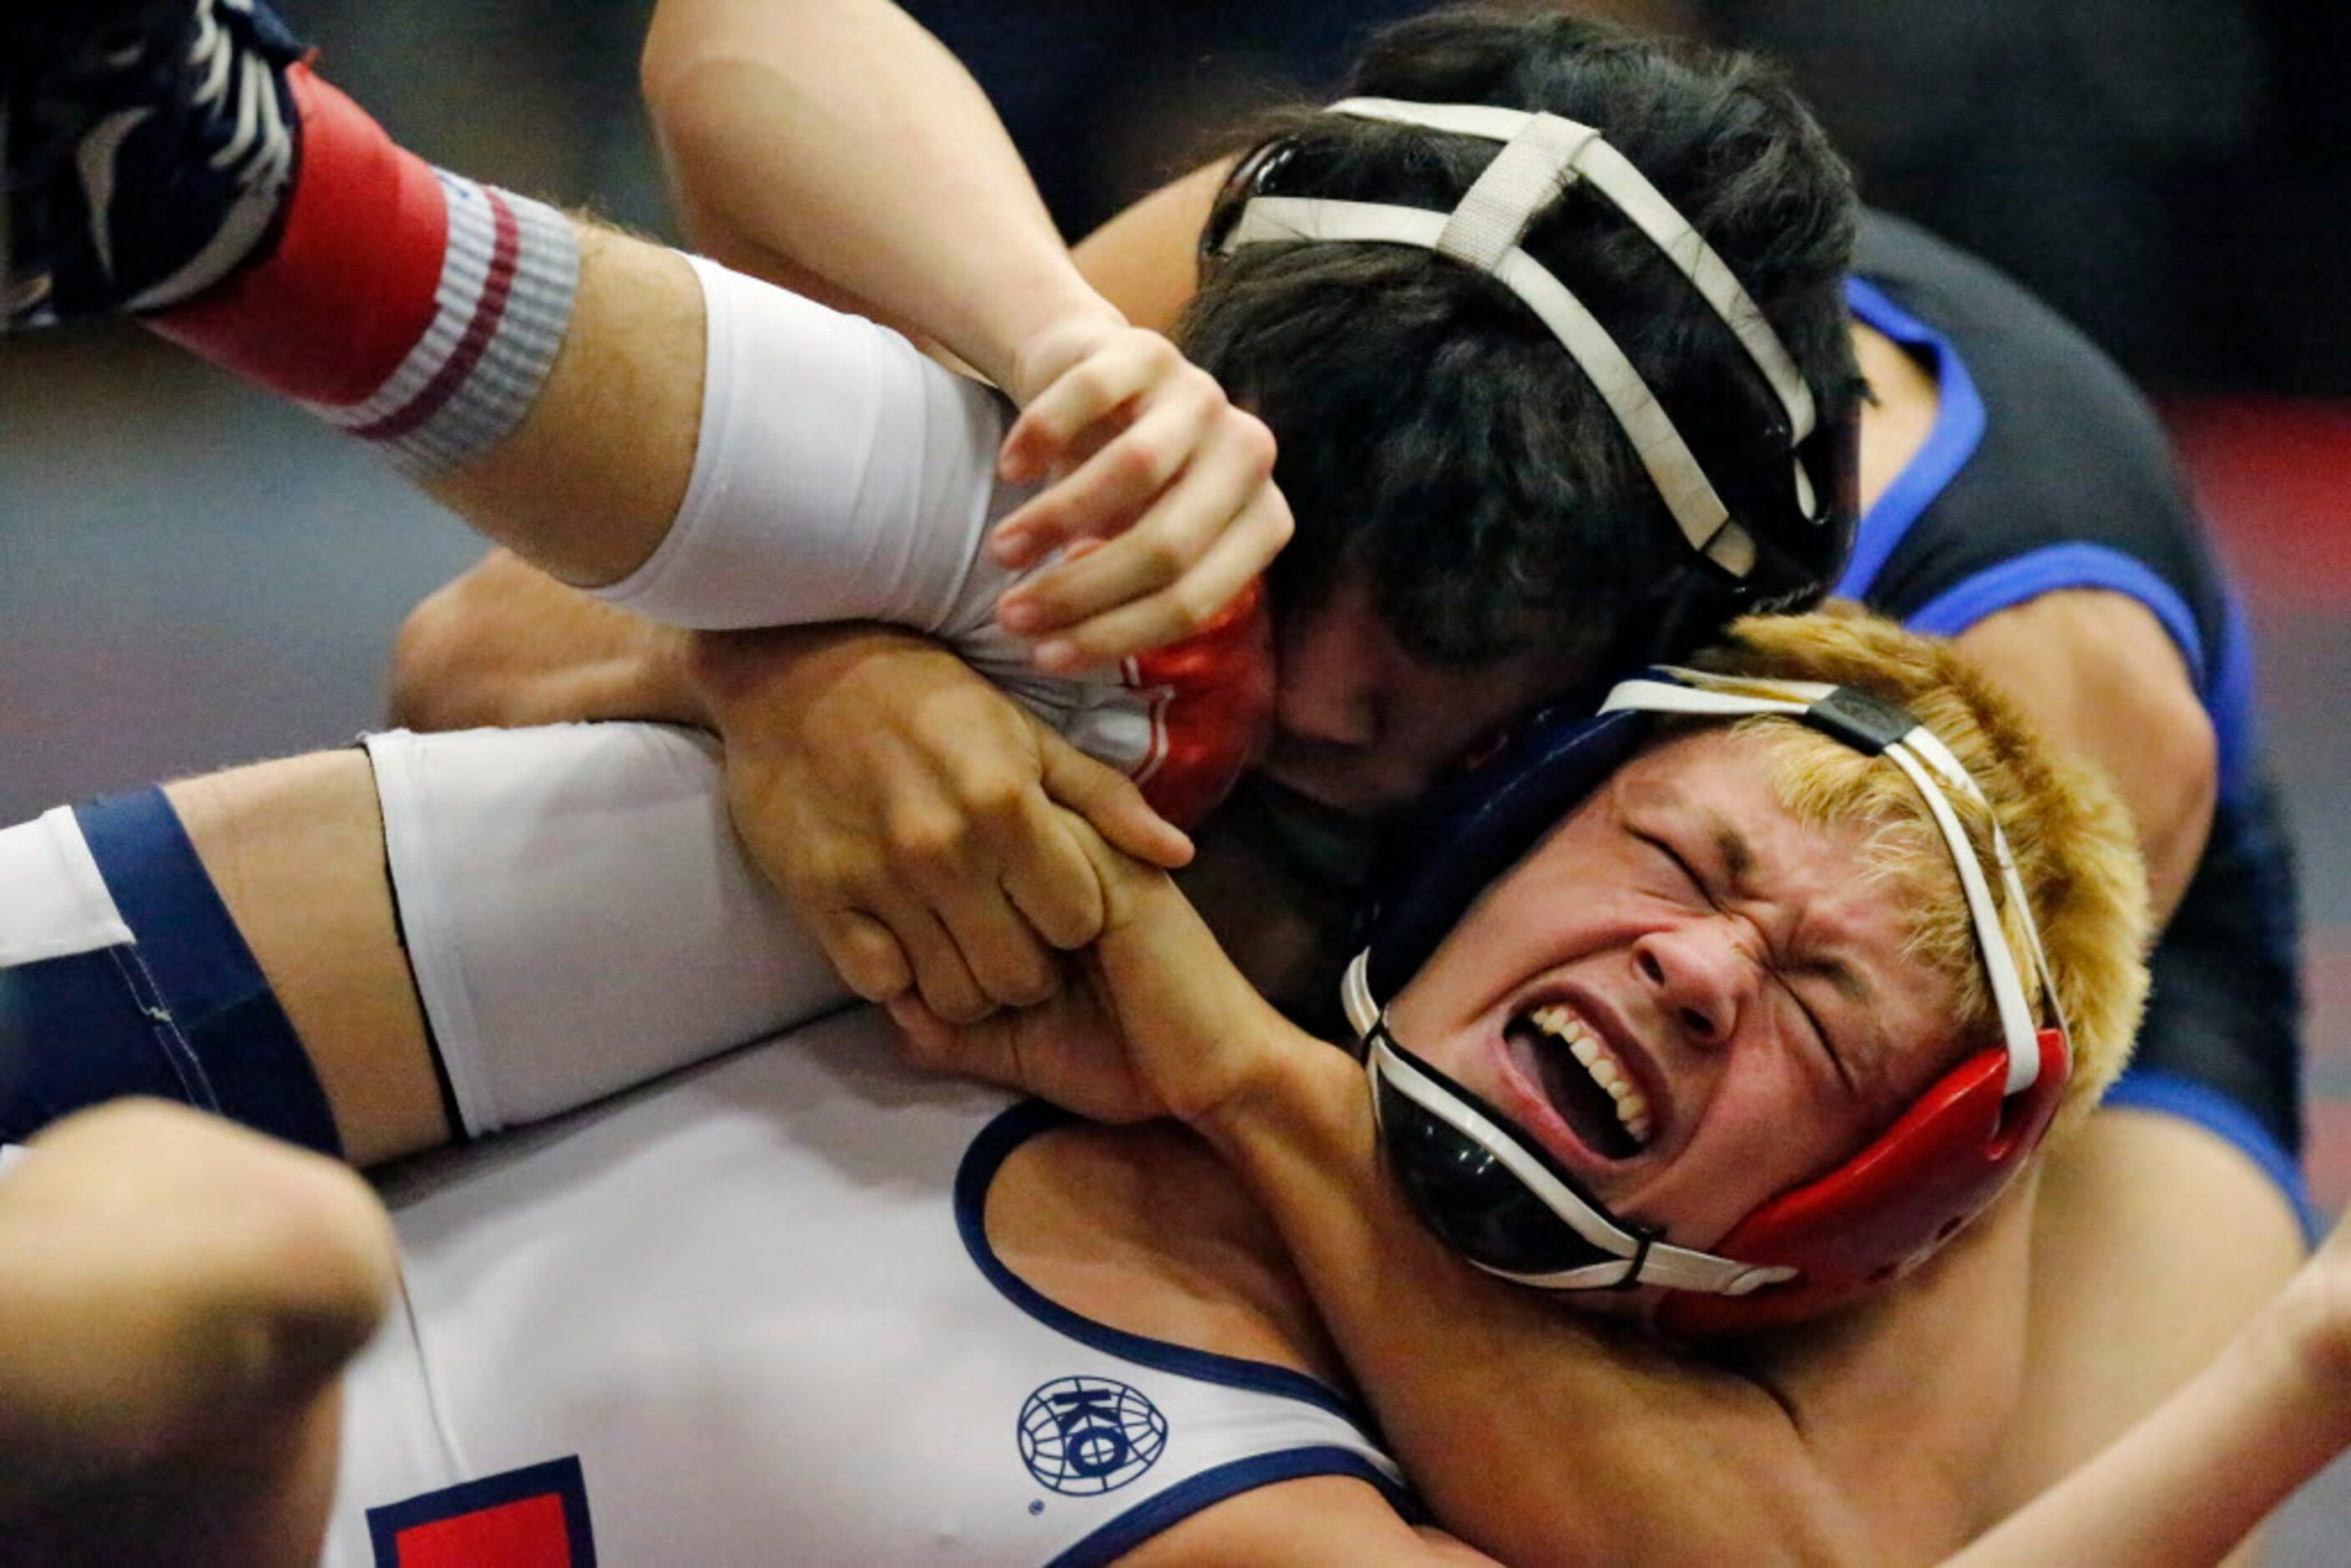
[2141,702,2218,925]
[387,574,478,731]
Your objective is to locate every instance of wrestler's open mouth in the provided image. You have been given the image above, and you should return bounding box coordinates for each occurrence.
[1503,1004,1651,1160]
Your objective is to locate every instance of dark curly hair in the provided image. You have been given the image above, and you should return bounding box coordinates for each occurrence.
[1178,8,1862,677]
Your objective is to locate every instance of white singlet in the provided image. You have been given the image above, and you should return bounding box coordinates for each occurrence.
[324,1010,1407,1565]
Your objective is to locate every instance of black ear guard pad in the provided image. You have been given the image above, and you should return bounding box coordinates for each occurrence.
[1369,1028,1636,1280]
[1363,704,1651,1003]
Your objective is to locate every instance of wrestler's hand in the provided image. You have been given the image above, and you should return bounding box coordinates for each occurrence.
[890,817,1312,1130]
[0,1102,393,1514]
[690,623,1194,1024]
[989,316,1291,675]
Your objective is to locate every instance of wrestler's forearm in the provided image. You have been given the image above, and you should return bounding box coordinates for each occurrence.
[389,549,703,733]
[1951,1307,2351,1567]
[1191,1060,1879,1566]
[643,0,1119,395]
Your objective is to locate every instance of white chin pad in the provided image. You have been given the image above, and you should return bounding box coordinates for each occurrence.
[365,723,848,1136]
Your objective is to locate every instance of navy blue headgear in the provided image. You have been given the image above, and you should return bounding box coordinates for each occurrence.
[1345,668,2072,1333]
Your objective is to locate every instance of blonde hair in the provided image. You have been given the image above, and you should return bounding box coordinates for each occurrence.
[1680,604,2151,1135]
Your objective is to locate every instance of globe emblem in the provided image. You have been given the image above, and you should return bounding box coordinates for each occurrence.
[1016,1376,1170,1495]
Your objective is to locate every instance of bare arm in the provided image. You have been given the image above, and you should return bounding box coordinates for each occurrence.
[1955,1204,2351,1566]
[1951,590,2213,924]
[389,548,703,732]
[643,0,1120,397]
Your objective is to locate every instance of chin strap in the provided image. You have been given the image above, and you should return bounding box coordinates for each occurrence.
[1347,951,1797,1297]
[1346,669,2070,1306]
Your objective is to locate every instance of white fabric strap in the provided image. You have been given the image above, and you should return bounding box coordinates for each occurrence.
[1329,98,1818,451]
[1601,672,2061,1094]
[1435,113,1603,271]
[1227,196,1753,575]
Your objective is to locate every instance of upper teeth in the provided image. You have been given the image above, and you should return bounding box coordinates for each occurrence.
[1529,1004,1653,1146]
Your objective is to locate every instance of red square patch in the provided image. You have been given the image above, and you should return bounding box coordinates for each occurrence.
[367,1455,595,1567]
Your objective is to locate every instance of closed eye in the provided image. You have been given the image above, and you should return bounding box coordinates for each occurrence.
[1643,835,1709,902]
[1783,979,1855,1095]
[1646,832,1854,1091]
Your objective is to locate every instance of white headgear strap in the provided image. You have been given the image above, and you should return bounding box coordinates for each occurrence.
[1600,671,2067,1095]
[1220,97,1828,578]
[1341,669,2066,1296]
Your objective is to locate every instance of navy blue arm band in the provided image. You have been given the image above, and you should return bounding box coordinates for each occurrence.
[0,787,341,1156]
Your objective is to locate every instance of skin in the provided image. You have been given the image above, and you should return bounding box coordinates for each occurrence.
[1261,572,1593,817]
[164,726,2020,1560]
[1388,731,1966,1250]
[0,1101,395,1566]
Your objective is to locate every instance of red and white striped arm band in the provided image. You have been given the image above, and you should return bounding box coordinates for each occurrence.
[306,173,579,478]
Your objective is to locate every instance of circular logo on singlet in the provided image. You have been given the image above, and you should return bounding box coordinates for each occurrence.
[1016,1375,1169,1495]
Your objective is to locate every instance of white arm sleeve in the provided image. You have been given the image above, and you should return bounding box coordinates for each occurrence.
[592,255,1029,635]
[364,723,852,1138]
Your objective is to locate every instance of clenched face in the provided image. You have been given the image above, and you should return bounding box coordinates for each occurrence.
[1383,727,1966,1252]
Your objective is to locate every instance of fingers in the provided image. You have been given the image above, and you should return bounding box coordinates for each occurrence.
[1014,483,1290,672]
[997,330,1196,494]
[787,822,1029,1024]
[988,321,1289,673]
[1035,726,1193,871]
[812,907,916,1004]
[993,382,1220,572]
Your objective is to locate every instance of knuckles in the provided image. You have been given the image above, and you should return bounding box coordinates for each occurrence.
[1225,411,1277,475]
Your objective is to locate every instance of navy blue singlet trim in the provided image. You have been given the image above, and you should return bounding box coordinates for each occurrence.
[73,789,342,1156]
[954,1100,1373,1428]
[1836,276,1988,601]
[1904,543,2208,690]
[2211,596,2263,808]
[2103,1069,2318,1244]
[1049,1447,1423,1568]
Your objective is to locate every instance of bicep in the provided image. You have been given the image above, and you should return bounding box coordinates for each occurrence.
[1074,159,1233,334]
[1115,1473,1494,1566]
[1951,589,2215,923]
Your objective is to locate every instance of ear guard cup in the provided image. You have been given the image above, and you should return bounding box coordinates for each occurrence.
[1659,1026,2070,1338]
[1348,668,2073,1329]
